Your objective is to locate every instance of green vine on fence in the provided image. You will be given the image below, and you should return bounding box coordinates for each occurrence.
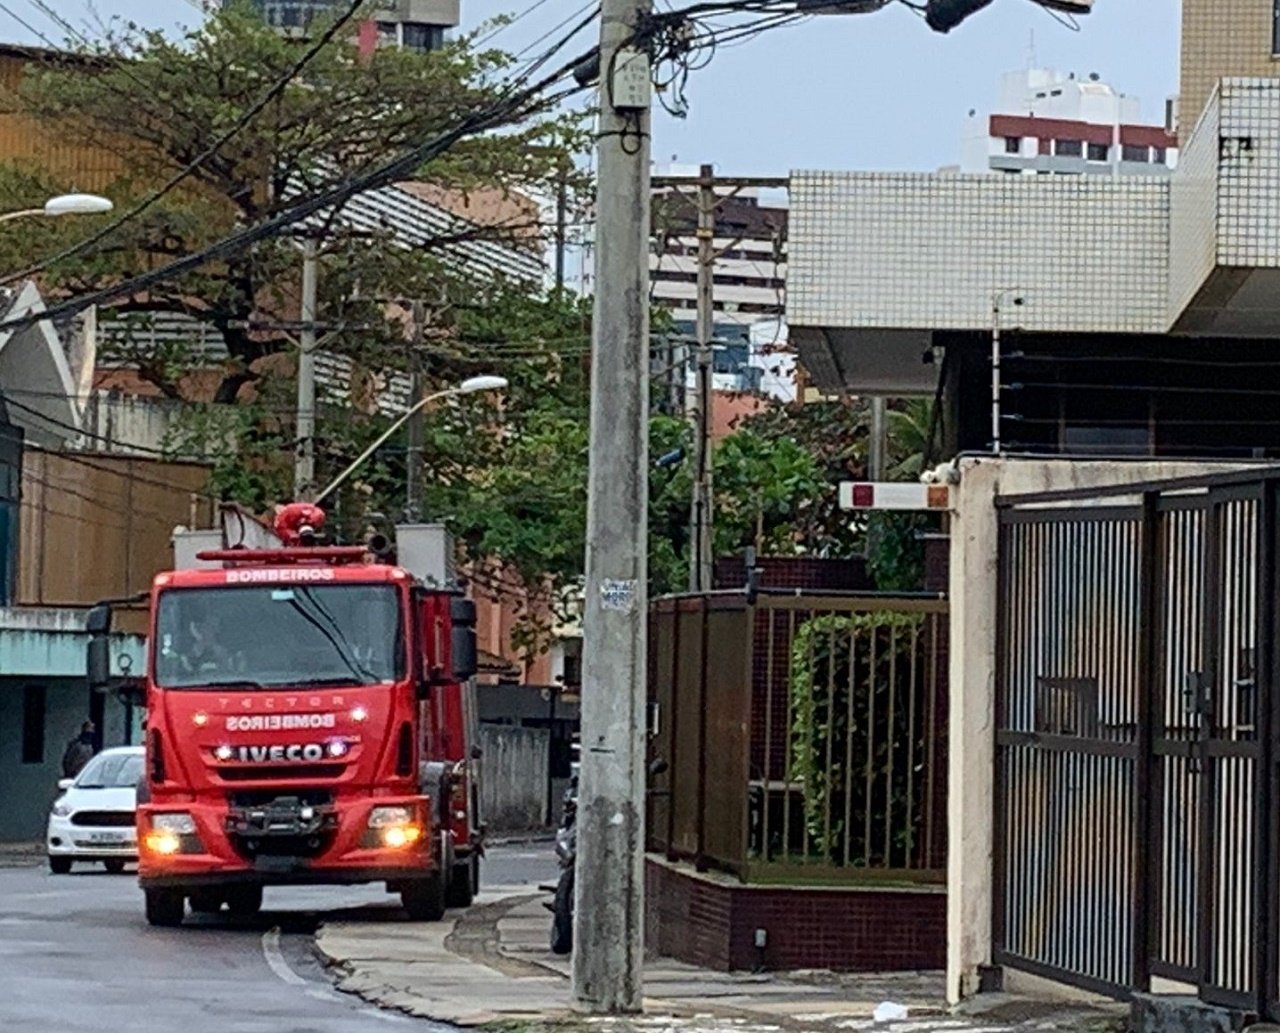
[789,611,926,867]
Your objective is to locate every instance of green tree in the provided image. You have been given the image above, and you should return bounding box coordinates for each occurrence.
[0,5,587,407]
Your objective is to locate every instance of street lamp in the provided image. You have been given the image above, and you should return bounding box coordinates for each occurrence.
[313,375,509,506]
[0,193,114,224]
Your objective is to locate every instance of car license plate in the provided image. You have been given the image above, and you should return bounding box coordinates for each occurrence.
[87,831,129,845]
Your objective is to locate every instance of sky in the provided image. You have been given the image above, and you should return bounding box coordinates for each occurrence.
[0,0,1182,175]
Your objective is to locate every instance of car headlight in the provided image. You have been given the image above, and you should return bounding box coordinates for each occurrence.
[152,812,196,834]
[51,800,71,818]
[368,806,414,829]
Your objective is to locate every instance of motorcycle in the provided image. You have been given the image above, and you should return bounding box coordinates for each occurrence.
[549,777,577,955]
[547,757,667,956]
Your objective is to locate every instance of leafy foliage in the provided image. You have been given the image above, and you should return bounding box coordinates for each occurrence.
[0,5,588,404]
[788,611,929,869]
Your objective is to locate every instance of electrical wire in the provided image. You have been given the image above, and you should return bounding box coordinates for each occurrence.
[0,38,600,338]
[473,0,562,49]
[1,0,368,288]
[0,0,55,46]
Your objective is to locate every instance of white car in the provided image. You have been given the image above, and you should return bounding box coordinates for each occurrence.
[46,746,144,874]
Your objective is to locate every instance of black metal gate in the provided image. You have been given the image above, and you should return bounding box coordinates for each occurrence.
[994,471,1280,1018]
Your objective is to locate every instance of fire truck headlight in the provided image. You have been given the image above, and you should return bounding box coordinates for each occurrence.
[381,824,423,849]
[143,830,181,856]
[368,806,413,829]
[153,812,196,835]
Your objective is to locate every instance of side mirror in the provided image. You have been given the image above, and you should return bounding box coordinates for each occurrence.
[450,596,478,682]
[87,637,112,691]
[57,778,74,791]
[649,758,669,777]
[451,627,477,682]
[86,603,112,636]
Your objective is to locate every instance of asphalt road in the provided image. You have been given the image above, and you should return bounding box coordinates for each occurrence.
[0,842,558,1033]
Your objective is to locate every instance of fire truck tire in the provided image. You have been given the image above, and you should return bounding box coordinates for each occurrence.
[226,885,263,916]
[188,890,223,914]
[447,857,476,909]
[145,888,186,927]
[401,875,446,922]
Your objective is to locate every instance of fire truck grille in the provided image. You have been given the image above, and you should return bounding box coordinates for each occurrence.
[216,765,345,782]
[229,789,334,809]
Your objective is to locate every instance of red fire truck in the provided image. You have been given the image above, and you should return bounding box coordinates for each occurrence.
[86,503,484,927]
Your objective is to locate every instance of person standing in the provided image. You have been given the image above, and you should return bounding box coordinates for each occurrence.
[61,720,96,779]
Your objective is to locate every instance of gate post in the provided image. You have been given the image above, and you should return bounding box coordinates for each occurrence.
[1134,492,1159,993]
[1255,483,1277,1018]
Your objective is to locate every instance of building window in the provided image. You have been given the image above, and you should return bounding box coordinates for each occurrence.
[1053,139,1083,158]
[1153,147,1168,165]
[1122,144,1150,163]
[1275,0,1280,55]
[401,23,444,52]
[1087,142,1109,162]
[1004,136,1020,154]
[22,685,45,764]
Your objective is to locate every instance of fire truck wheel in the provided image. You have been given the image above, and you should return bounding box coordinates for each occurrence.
[401,875,446,922]
[446,859,475,909]
[144,888,186,927]
[188,890,223,914]
[226,885,263,916]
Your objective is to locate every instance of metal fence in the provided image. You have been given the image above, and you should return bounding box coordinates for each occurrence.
[648,591,948,884]
[994,470,1280,1018]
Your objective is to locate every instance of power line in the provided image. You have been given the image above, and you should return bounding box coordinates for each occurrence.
[0,37,598,337]
[1,0,367,287]
[0,0,56,45]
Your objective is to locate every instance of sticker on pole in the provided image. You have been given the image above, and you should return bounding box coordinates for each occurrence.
[600,579,637,612]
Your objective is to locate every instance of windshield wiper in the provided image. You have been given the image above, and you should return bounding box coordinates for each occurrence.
[293,676,378,687]
[185,679,269,690]
[77,783,106,789]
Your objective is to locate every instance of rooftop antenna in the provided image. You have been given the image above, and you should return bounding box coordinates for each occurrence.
[1026,29,1036,70]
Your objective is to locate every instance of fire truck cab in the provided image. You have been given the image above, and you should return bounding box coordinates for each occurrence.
[87,504,484,927]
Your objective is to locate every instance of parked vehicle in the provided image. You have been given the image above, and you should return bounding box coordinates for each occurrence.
[86,502,484,927]
[548,755,666,955]
[46,746,145,874]
[549,776,577,955]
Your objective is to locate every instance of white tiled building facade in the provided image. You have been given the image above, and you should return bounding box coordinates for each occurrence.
[792,77,1280,399]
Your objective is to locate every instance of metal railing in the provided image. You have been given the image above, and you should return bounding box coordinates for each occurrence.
[648,591,948,885]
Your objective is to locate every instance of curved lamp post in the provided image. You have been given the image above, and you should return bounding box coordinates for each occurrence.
[0,193,114,224]
[314,375,509,506]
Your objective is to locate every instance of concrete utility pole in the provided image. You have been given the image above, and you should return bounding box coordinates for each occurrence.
[572,0,653,1014]
[554,166,570,293]
[294,239,319,499]
[690,164,716,593]
[870,397,887,479]
[405,300,427,521]
[651,172,787,592]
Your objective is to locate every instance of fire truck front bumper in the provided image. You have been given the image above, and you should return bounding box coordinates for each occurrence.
[136,795,436,886]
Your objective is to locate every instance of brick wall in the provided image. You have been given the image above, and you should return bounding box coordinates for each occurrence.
[646,858,946,973]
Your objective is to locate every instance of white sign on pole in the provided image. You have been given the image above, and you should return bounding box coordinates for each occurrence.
[838,482,952,511]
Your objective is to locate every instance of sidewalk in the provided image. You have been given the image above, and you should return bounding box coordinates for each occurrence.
[0,842,42,868]
[316,887,1127,1032]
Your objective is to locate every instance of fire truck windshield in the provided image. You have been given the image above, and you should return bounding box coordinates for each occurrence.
[153,584,404,690]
